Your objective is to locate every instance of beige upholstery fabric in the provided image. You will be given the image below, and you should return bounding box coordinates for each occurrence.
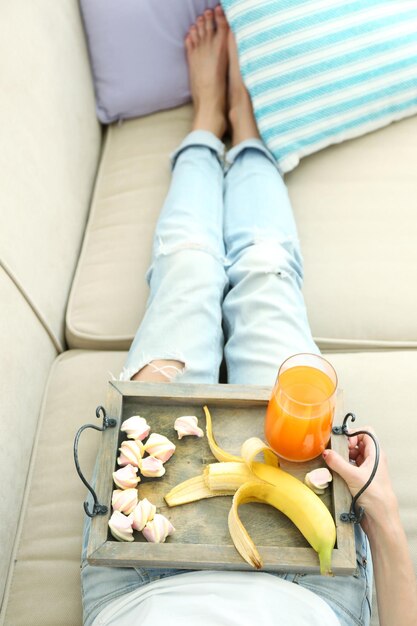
[66,107,417,351]
[2,349,416,626]
[1,350,126,626]
[0,269,57,605]
[288,114,417,350]
[0,0,101,350]
[66,106,194,350]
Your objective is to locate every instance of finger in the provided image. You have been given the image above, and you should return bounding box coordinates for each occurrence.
[348,430,377,461]
[348,435,359,448]
[349,447,361,461]
[361,433,377,463]
[323,449,361,486]
[355,453,364,467]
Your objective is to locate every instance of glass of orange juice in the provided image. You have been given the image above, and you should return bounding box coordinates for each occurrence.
[265,353,337,462]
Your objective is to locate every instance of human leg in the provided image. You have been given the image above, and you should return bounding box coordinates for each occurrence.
[222,32,372,625]
[120,7,230,386]
[81,10,230,626]
[222,31,318,387]
[119,127,227,385]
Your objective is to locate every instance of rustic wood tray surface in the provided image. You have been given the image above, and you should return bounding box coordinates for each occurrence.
[87,381,356,574]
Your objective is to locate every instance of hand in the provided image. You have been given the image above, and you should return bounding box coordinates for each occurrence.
[325,428,417,625]
[323,427,399,534]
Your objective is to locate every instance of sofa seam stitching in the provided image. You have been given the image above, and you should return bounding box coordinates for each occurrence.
[0,258,63,353]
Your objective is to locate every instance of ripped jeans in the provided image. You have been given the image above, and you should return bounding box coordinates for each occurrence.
[82,132,372,626]
[120,130,318,385]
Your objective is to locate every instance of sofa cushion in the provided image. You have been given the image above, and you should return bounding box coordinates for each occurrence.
[0,268,57,606]
[80,0,219,123]
[222,0,417,173]
[1,350,126,626]
[2,348,417,625]
[0,0,102,350]
[66,107,417,351]
[66,106,194,350]
[290,112,417,350]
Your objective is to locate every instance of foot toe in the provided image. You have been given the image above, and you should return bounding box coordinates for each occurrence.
[196,15,206,39]
[215,5,227,30]
[189,25,199,46]
[185,33,194,53]
[204,9,214,36]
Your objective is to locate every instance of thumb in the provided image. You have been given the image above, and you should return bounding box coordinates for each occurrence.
[323,449,358,487]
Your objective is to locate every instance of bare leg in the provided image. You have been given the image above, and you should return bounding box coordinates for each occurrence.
[131,8,229,384]
[132,359,185,383]
[227,30,259,145]
[186,6,229,137]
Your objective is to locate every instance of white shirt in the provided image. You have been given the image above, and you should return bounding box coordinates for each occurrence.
[93,570,341,626]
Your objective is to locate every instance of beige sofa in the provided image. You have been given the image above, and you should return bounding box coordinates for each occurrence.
[1,2,417,624]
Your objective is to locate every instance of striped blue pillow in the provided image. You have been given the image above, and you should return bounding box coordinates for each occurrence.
[221,0,417,172]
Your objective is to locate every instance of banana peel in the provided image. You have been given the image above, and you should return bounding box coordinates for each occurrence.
[165,405,336,575]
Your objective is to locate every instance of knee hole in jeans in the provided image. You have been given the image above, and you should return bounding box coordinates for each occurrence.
[131,359,185,383]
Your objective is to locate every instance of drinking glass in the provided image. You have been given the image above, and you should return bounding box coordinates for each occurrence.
[265,353,338,462]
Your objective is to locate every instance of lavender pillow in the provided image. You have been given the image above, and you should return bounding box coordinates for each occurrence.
[80,0,219,123]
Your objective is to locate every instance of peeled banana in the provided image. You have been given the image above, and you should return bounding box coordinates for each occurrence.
[165,405,336,575]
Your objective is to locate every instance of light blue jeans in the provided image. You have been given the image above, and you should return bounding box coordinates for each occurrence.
[82,131,372,626]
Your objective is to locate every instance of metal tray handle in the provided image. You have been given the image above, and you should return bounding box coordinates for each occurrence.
[332,412,380,524]
[73,405,117,518]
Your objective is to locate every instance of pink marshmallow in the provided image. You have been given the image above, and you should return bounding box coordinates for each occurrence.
[142,513,175,543]
[108,510,134,542]
[143,433,176,463]
[117,439,144,467]
[174,415,204,440]
[111,488,138,515]
[140,456,165,478]
[131,498,156,531]
[120,416,151,441]
[113,464,140,489]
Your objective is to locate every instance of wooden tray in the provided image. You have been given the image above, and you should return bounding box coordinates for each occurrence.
[86,381,356,574]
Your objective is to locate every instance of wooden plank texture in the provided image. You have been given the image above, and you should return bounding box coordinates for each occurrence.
[87,382,356,574]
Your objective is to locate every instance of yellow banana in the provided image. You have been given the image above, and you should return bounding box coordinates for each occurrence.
[229,476,335,575]
[165,406,336,575]
[164,463,249,506]
[228,481,265,569]
[205,462,253,492]
[203,405,242,463]
[240,436,280,469]
[165,473,235,506]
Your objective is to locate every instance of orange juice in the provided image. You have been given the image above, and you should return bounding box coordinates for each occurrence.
[265,364,336,462]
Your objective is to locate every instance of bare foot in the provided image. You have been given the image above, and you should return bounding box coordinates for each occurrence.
[228,30,260,145]
[185,6,229,138]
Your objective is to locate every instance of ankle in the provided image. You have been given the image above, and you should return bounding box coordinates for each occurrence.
[229,102,259,145]
[193,105,227,138]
